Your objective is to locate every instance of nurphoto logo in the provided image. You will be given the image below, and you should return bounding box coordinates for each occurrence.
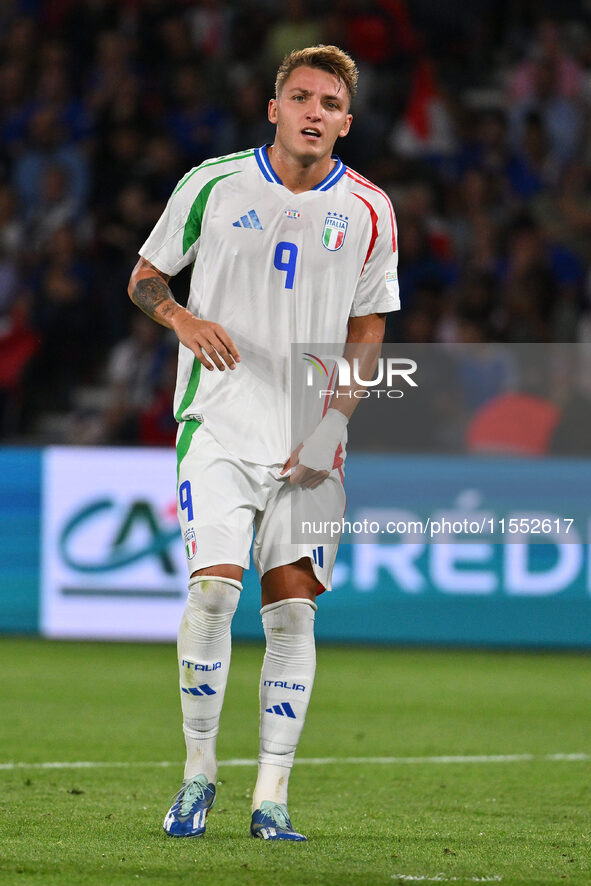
[302,353,418,400]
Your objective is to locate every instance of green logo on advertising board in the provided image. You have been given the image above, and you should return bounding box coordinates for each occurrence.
[59,499,178,574]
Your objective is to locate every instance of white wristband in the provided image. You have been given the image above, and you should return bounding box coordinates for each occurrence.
[298,409,348,472]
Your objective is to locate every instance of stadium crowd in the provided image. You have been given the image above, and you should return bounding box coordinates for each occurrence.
[1,0,591,449]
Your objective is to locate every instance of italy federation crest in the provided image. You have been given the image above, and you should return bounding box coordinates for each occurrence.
[322,212,348,251]
[184,527,197,559]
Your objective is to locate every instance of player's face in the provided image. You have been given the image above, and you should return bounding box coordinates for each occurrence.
[268,66,352,164]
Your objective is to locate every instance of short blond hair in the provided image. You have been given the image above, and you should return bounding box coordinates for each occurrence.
[275,45,358,105]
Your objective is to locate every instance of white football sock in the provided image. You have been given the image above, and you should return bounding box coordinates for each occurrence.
[253,597,317,810]
[177,575,241,784]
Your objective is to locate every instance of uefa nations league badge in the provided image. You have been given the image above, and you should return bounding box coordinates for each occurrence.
[184,527,197,559]
[322,212,348,251]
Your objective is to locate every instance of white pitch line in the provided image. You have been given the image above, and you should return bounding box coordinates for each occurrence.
[0,753,589,772]
[391,877,502,883]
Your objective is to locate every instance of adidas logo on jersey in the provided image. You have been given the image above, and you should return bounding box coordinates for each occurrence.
[265,702,296,718]
[232,210,263,230]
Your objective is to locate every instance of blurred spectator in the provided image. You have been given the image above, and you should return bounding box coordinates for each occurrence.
[217,76,275,155]
[87,30,137,119]
[27,225,94,411]
[229,2,271,65]
[455,109,512,181]
[0,184,24,258]
[506,110,559,199]
[139,347,179,446]
[136,135,184,207]
[496,215,555,342]
[32,39,94,144]
[3,14,38,72]
[61,0,122,79]
[447,169,506,269]
[12,107,90,225]
[188,0,232,61]
[508,18,583,102]
[346,0,419,67]
[395,210,457,312]
[497,213,584,342]
[0,297,39,437]
[97,182,156,342]
[0,60,33,156]
[0,181,31,433]
[264,0,322,68]
[509,56,583,168]
[102,314,174,444]
[402,180,453,260]
[165,64,227,165]
[100,182,156,267]
[94,75,151,142]
[0,244,21,319]
[93,124,144,209]
[445,271,501,343]
[27,162,91,252]
[453,317,518,410]
[550,162,591,263]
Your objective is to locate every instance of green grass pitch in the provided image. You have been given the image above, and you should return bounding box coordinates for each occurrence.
[0,638,590,885]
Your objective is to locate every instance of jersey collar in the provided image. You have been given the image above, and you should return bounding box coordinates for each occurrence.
[255,144,346,192]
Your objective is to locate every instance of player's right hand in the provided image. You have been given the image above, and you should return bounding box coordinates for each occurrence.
[172,310,241,371]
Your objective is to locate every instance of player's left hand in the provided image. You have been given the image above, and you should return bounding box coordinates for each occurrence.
[281,446,330,489]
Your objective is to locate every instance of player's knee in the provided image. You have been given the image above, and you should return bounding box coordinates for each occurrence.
[187,576,242,617]
[261,598,317,638]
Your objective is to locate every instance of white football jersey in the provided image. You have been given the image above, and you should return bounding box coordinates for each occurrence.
[139,145,399,465]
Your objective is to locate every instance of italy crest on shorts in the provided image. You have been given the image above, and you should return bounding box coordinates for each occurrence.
[322,212,348,251]
[184,527,197,559]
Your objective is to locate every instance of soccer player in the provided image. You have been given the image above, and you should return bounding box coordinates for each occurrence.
[128,45,399,841]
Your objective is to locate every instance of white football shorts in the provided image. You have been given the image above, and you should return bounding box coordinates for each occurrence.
[176,421,346,591]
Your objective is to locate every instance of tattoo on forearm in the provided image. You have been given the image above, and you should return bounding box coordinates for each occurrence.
[132,277,177,322]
